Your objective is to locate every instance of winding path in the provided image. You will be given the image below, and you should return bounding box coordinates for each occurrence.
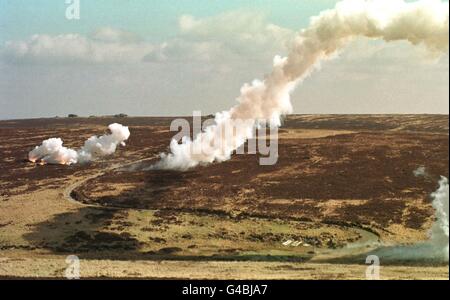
[62,158,381,258]
[63,158,154,210]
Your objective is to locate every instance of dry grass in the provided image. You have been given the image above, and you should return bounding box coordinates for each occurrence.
[0,115,448,279]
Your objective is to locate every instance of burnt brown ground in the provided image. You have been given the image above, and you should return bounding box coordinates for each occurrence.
[71,115,448,239]
[0,114,448,279]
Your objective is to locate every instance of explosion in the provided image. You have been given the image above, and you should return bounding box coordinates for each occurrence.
[28,123,130,165]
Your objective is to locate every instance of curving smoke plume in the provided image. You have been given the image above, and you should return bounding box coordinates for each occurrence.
[154,0,449,171]
[28,123,130,165]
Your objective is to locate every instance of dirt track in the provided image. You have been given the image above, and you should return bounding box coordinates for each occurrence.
[0,114,448,279]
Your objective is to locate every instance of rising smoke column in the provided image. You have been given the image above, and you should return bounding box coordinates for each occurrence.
[428,176,449,261]
[28,123,130,165]
[154,0,449,171]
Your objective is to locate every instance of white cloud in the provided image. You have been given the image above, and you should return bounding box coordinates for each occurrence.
[339,38,447,66]
[0,29,154,64]
[1,28,153,64]
[0,9,448,119]
[145,11,294,62]
[1,11,294,65]
[91,27,142,43]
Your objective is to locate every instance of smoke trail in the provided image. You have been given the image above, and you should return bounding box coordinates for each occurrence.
[428,176,449,261]
[28,123,130,165]
[154,0,449,171]
[372,177,449,262]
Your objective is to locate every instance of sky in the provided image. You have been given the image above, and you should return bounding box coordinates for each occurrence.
[0,0,448,119]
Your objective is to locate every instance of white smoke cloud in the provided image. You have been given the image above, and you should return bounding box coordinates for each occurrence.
[28,123,130,165]
[154,0,449,171]
[429,176,449,261]
[28,138,78,165]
